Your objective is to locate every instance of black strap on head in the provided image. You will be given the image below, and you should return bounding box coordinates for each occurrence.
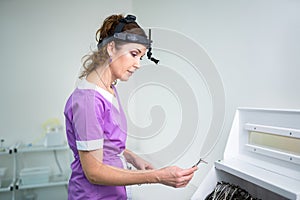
[114,15,137,33]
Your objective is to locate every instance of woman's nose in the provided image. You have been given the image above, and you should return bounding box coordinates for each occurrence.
[134,59,141,69]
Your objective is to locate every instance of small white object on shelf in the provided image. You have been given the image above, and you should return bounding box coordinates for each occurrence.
[19,167,50,185]
[44,131,65,147]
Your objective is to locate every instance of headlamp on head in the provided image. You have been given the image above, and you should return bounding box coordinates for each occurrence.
[97,15,159,64]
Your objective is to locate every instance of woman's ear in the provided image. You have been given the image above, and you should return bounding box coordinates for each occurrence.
[106,41,116,57]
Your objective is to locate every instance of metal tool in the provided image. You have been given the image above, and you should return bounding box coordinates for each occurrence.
[193,158,208,167]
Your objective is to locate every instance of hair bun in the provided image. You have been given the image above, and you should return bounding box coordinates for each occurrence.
[95,14,124,42]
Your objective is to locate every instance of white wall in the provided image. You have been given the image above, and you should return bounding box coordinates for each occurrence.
[0,0,132,146]
[130,0,300,199]
[1,0,300,199]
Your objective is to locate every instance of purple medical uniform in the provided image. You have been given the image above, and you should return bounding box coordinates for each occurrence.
[64,79,128,200]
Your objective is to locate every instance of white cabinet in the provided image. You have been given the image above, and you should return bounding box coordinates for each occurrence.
[192,108,300,200]
[0,144,71,200]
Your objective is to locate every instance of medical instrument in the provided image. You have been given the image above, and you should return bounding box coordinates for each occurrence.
[204,181,260,200]
[147,29,159,64]
[192,158,208,167]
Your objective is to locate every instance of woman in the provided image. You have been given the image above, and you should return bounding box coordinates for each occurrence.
[64,14,198,200]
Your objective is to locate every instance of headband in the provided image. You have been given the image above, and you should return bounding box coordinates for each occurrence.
[97,15,159,64]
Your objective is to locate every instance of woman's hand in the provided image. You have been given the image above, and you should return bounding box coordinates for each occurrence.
[131,155,154,170]
[123,149,154,170]
[156,166,198,188]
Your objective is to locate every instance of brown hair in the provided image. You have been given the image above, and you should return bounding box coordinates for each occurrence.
[79,14,146,79]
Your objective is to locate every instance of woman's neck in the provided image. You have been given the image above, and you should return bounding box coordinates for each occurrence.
[87,68,115,94]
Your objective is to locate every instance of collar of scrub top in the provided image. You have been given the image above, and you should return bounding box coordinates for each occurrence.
[97,14,159,64]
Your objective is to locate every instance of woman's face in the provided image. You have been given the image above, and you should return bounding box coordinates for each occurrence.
[109,43,147,81]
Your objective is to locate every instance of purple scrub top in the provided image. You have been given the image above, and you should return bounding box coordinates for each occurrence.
[64,79,128,200]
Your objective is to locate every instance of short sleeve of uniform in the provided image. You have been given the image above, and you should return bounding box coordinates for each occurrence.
[72,90,105,151]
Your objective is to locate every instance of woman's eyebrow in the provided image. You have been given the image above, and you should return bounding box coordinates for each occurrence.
[132,48,145,57]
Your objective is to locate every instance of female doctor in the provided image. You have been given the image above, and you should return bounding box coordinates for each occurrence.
[64,14,198,200]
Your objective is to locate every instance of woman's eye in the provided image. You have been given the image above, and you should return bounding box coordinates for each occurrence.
[131,52,138,57]
[130,50,144,60]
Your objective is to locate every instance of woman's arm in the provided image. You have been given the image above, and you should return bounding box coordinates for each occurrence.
[123,149,154,170]
[79,149,197,188]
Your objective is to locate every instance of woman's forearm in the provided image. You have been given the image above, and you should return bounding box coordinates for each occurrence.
[80,150,160,186]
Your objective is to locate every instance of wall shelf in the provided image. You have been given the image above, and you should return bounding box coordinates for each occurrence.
[16,178,68,190]
[0,180,14,192]
[0,144,70,200]
[16,145,69,153]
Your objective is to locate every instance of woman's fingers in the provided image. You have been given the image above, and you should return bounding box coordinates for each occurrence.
[180,166,198,176]
[159,166,198,188]
[175,167,197,188]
